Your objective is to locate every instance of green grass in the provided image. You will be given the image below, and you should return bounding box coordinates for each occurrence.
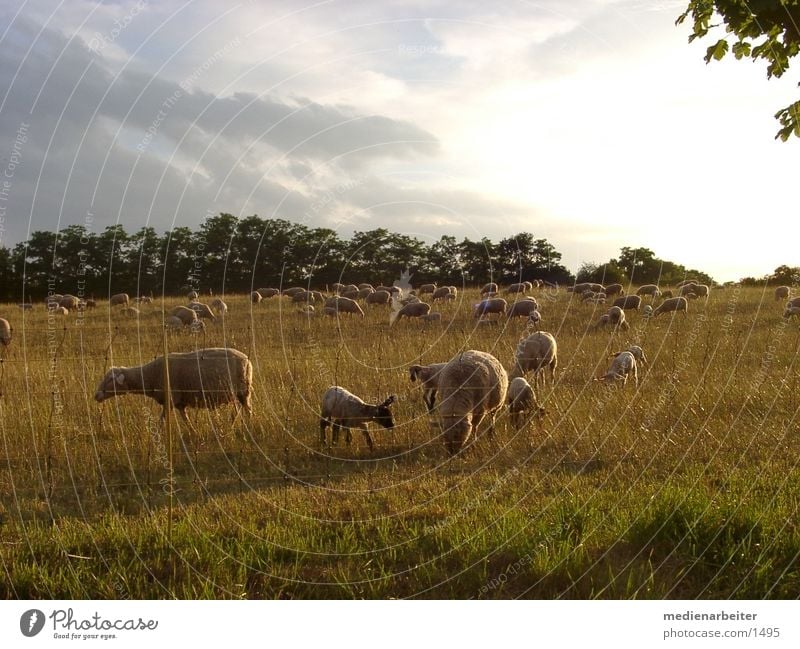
[1,286,799,598]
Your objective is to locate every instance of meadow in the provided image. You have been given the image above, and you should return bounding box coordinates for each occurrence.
[1,285,799,598]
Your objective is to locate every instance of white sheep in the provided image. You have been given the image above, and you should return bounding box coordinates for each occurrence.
[319,387,396,451]
[775,286,790,301]
[506,376,545,429]
[510,331,557,386]
[409,362,447,412]
[437,350,509,455]
[653,296,688,317]
[527,309,542,330]
[636,284,661,298]
[210,298,228,315]
[110,293,129,307]
[610,345,647,365]
[188,301,216,321]
[596,351,638,387]
[170,305,198,326]
[94,347,253,435]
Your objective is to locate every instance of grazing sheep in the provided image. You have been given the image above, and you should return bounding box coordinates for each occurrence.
[582,291,607,304]
[0,318,12,346]
[605,283,624,296]
[506,377,545,429]
[437,350,509,455]
[788,297,800,309]
[510,331,558,386]
[612,295,642,311]
[611,345,647,365]
[17,303,33,311]
[366,290,391,306]
[357,287,375,300]
[170,305,198,326]
[527,309,542,330]
[59,294,79,310]
[679,283,699,297]
[642,305,654,318]
[782,306,800,320]
[652,296,688,317]
[188,301,216,321]
[319,387,396,451]
[95,347,253,434]
[593,314,610,329]
[110,293,129,307]
[505,282,528,294]
[480,282,499,295]
[257,288,280,299]
[691,284,710,298]
[607,305,629,330]
[339,288,359,300]
[431,286,454,302]
[506,299,539,319]
[409,362,447,412]
[375,285,401,295]
[331,282,345,294]
[187,290,199,301]
[323,306,338,317]
[358,283,374,291]
[251,291,262,304]
[596,351,638,387]
[636,284,661,298]
[325,296,365,317]
[165,316,185,331]
[282,287,306,298]
[392,301,431,323]
[46,294,63,308]
[775,286,790,301]
[473,298,507,319]
[210,298,228,315]
[418,283,437,295]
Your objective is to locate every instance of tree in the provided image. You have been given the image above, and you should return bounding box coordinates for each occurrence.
[677,1,800,140]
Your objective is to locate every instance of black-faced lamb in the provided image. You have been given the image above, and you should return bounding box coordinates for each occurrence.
[319,387,396,451]
[506,376,545,429]
[596,350,637,387]
[409,362,448,412]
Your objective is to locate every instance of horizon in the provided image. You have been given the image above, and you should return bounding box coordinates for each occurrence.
[0,1,797,284]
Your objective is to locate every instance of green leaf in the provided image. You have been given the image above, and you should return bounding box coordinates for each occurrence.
[731,40,751,60]
[705,39,729,63]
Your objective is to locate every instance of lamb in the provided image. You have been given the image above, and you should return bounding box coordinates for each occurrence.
[257,288,280,298]
[94,347,253,434]
[775,286,790,301]
[596,351,638,387]
[319,386,396,451]
[366,290,391,306]
[418,283,437,295]
[431,286,455,302]
[480,282,499,295]
[506,377,545,429]
[409,362,447,412]
[506,298,539,319]
[437,350,509,455]
[0,318,12,347]
[392,301,431,323]
[636,284,661,298]
[612,295,642,311]
[325,296,365,317]
[473,298,507,319]
[607,305,629,330]
[610,345,647,365]
[604,283,624,296]
[210,298,228,315]
[170,305,198,326]
[188,301,216,321]
[652,296,688,317]
[110,293,129,307]
[510,331,557,386]
[251,291,262,304]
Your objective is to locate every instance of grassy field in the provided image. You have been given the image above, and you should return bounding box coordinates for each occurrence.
[1,286,799,598]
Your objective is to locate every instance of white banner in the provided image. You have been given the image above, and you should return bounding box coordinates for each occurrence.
[1,600,798,648]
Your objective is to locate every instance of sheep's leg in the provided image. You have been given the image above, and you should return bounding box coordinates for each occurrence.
[319,417,329,445]
[177,407,201,443]
[359,425,374,452]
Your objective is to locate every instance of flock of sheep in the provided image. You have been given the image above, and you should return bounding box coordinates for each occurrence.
[2,277,796,457]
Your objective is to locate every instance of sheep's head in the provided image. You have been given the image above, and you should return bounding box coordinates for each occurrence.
[373,395,397,429]
[95,368,127,401]
[409,365,422,382]
[441,414,472,456]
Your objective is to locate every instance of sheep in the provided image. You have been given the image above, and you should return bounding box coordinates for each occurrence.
[189,320,206,334]
[611,345,647,365]
[788,297,800,309]
[298,305,315,316]
[418,283,437,295]
[506,299,539,319]
[607,305,629,330]
[480,282,499,295]
[636,284,661,298]
[473,298,507,319]
[0,318,12,347]
[51,306,69,316]
[357,287,375,300]
[437,350,509,455]
[257,288,280,299]
[401,295,421,305]
[420,312,442,323]
[605,283,624,296]
[652,296,688,317]
[527,309,542,330]
[110,293,129,307]
[782,306,800,320]
[331,282,345,294]
[392,301,431,323]
[775,286,791,301]
[592,314,610,329]
[510,331,557,386]
[505,282,528,294]
[165,316,185,331]
[188,301,216,321]
[187,290,199,301]
[210,298,228,315]
[251,291,262,304]
[46,294,63,307]
[325,296,365,317]
[596,351,638,387]
[94,347,253,435]
[170,305,198,326]
[118,306,140,318]
[691,284,710,298]
[358,283,374,291]
[59,295,80,310]
[685,292,698,300]
[375,285,401,295]
[431,286,454,302]
[679,283,699,297]
[319,387,396,451]
[133,296,153,304]
[612,295,642,311]
[642,305,654,317]
[280,287,304,298]
[409,362,447,412]
[339,288,359,300]
[506,377,545,430]
[366,290,391,306]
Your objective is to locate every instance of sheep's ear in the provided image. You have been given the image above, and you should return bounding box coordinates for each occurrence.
[409,366,419,382]
[383,395,397,407]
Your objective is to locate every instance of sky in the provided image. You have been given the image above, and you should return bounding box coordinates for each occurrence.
[0,0,797,282]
